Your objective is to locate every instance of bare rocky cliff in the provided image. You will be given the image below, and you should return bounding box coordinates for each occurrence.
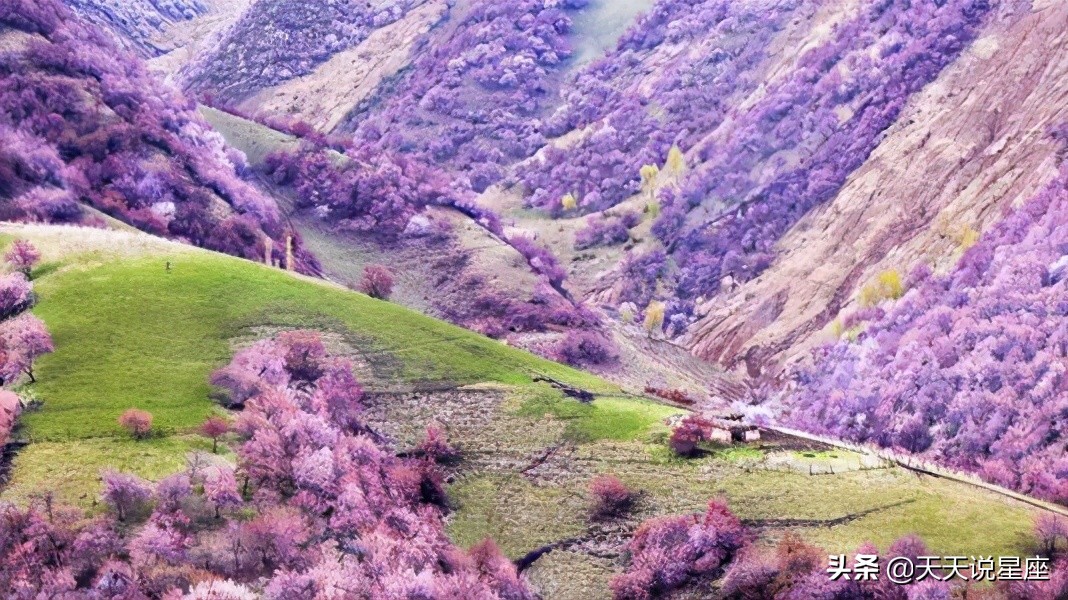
[684,0,1068,378]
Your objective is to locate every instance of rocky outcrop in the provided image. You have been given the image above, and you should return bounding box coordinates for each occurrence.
[685,0,1068,377]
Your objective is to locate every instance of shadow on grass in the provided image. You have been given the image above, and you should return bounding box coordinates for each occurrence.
[31,261,62,280]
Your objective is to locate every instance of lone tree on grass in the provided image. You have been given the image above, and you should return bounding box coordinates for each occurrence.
[198,415,229,453]
[5,240,40,277]
[118,408,153,440]
[0,314,54,384]
[358,264,395,300]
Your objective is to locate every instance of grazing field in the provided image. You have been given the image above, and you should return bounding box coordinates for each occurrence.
[22,226,609,438]
[0,225,1046,597]
[0,224,609,506]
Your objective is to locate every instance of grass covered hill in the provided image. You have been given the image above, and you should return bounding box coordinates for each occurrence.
[0,222,610,501]
[0,223,1051,598]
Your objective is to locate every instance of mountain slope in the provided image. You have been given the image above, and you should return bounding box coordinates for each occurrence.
[39,0,1068,518]
[0,0,317,272]
[0,223,1047,599]
[685,0,1068,378]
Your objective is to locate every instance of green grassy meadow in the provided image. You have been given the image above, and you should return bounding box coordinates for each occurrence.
[0,225,610,505]
[26,246,611,440]
[0,226,1048,596]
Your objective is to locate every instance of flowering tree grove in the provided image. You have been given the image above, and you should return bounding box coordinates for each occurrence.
[0,329,538,597]
[0,0,319,274]
[786,163,1068,504]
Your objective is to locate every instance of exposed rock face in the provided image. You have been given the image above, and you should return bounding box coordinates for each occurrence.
[684,1,1068,377]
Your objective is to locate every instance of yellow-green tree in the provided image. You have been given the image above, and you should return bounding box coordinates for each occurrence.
[664,145,686,175]
[957,225,980,251]
[644,301,666,332]
[859,269,904,307]
[561,193,578,211]
[640,164,660,186]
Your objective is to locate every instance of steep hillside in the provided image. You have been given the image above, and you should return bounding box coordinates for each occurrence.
[0,222,608,503]
[201,105,738,402]
[515,0,998,326]
[2,0,1067,596]
[238,0,448,132]
[686,0,1068,376]
[0,0,317,272]
[0,224,1049,599]
[182,0,441,105]
[63,0,211,56]
[55,0,249,81]
[199,107,612,367]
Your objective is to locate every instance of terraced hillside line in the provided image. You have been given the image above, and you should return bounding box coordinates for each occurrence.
[742,498,919,530]
[516,497,921,574]
[768,425,1068,518]
[410,387,1042,572]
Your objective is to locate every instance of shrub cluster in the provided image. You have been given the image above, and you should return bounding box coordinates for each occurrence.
[614,503,1068,599]
[553,330,619,369]
[0,242,52,444]
[518,0,803,216]
[611,500,746,599]
[262,144,597,341]
[65,0,208,56]
[574,211,640,250]
[184,0,424,102]
[0,330,535,598]
[652,0,993,321]
[351,0,587,191]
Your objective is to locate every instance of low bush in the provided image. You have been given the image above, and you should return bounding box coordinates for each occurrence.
[589,475,636,520]
[118,408,153,440]
[668,414,715,457]
[358,264,395,300]
[555,331,619,368]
